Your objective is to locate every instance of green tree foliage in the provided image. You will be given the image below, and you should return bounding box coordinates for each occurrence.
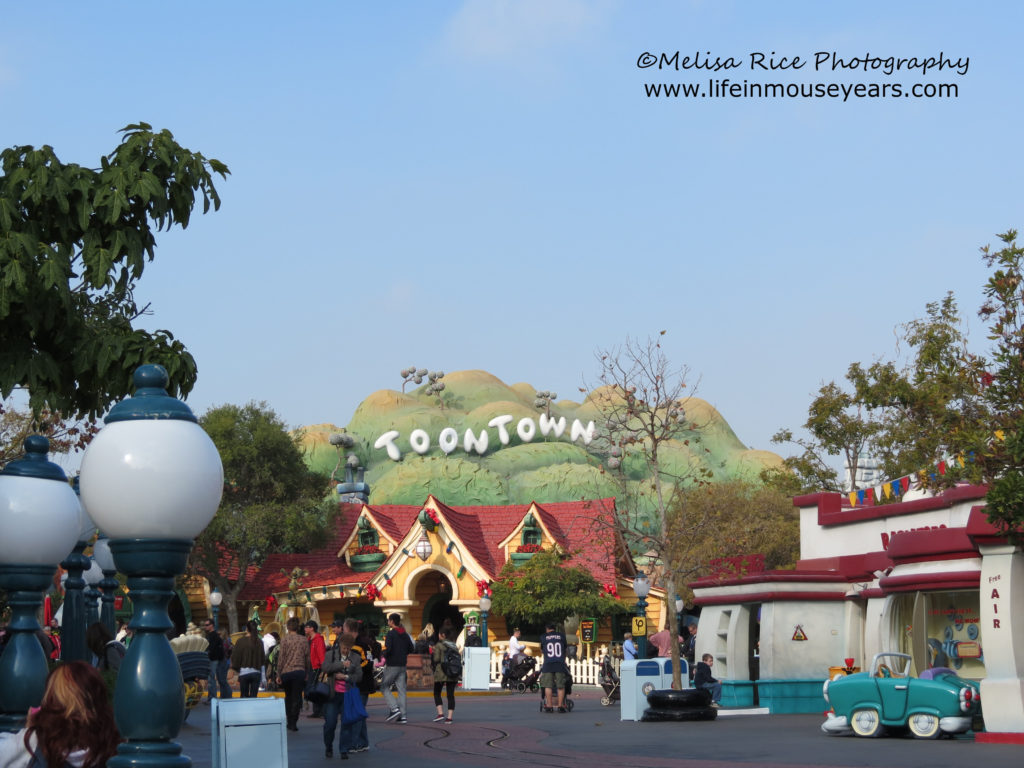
[767,295,988,494]
[489,549,625,630]
[0,123,229,418]
[665,480,799,603]
[974,231,1024,545]
[190,402,333,634]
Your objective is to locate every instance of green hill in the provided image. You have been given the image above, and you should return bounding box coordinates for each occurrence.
[298,370,782,509]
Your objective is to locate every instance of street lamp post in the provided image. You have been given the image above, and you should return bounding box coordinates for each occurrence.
[632,571,651,660]
[80,365,223,768]
[93,535,119,636]
[59,480,98,663]
[478,593,491,649]
[0,436,83,732]
[209,587,223,630]
[83,558,103,629]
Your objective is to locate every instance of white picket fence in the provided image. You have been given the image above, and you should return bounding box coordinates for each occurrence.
[486,642,619,687]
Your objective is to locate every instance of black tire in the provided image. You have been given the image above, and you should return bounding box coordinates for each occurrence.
[642,706,718,722]
[646,688,711,708]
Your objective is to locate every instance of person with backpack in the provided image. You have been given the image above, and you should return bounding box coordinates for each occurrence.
[344,618,377,753]
[86,621,126,671]
[430,627,460,724]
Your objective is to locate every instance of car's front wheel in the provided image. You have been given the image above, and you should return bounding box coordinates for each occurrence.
[907,712,941,739]
[851,708,883,737]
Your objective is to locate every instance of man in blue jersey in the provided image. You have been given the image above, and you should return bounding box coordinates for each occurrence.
[539,621,570,713]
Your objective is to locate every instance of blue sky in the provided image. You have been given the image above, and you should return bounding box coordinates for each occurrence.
[3,1,1022,466]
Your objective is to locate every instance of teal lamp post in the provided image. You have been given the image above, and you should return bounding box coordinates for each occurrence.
[92,535,119,636]
[59,481,98,662]
[478,593,491,649]
[80,365,223,768]
[633,571,651,660]
[0,436,83,732]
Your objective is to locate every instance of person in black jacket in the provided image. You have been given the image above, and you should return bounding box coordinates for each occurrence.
[693,653,722,706]
[381,613,414,723]
[204,618,231,699]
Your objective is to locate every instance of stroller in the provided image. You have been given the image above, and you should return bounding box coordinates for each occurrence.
[537,668,574,711]
[501,654,537,692]
[598,654,620,706]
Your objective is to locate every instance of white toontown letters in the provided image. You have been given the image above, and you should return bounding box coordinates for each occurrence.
[373,413,596,461]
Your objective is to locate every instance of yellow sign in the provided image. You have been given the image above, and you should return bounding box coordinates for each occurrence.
[632,616,647,636]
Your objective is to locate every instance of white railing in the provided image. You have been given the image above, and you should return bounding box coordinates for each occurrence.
[486,642,619,687]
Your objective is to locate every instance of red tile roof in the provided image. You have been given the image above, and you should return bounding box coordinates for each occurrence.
[239,497,625,600]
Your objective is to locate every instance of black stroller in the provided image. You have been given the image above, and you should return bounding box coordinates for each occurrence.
[501,654,537,691]
[598,654,620,706]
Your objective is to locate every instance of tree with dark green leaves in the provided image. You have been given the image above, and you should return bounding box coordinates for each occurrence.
[665,480,799,603]
[766,294,988,495]
[190,402,334,634]
[0,123,228,418]
[973,231,1024,546]
[488,549,625,632]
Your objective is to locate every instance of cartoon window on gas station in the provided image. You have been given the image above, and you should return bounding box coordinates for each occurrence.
[925,590,984,678]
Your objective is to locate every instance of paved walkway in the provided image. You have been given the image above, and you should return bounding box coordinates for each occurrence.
[177,688,1023,768]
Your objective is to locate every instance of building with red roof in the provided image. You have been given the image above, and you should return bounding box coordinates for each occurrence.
[237,494,653,646]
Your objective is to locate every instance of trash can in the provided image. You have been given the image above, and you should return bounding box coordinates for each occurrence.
[462,647,491,690]
[619,660,663,721]
[653,658,690,688]
[211,697,288,768]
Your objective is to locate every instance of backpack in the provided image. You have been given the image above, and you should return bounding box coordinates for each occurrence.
[440,644,462,680]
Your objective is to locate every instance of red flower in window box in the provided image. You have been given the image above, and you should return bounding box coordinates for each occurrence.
[355,544,383,555]
[516,543,542,553]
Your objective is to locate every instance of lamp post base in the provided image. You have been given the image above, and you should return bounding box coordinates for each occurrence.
[108,538,192,768]
[0,564,57,733]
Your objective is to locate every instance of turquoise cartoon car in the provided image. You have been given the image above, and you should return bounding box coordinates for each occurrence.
[822,652,981,739]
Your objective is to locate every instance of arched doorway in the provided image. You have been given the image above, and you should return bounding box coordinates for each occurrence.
[422,592,464,637]
[412,568,464,638]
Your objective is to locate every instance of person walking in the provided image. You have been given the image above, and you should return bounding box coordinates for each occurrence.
[345,618,377,753]
[277,618,310,731]
[431,628,459,724]
[508,627,526,662]
[322,631,363,759]
[305,620,327,717]
[381,613,414,723]
[539,621,570,713]
[203,618,231,700]
[231,620,266,698]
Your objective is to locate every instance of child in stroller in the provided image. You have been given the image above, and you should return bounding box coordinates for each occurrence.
[501,653,537,691]
[598,654,620,706]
